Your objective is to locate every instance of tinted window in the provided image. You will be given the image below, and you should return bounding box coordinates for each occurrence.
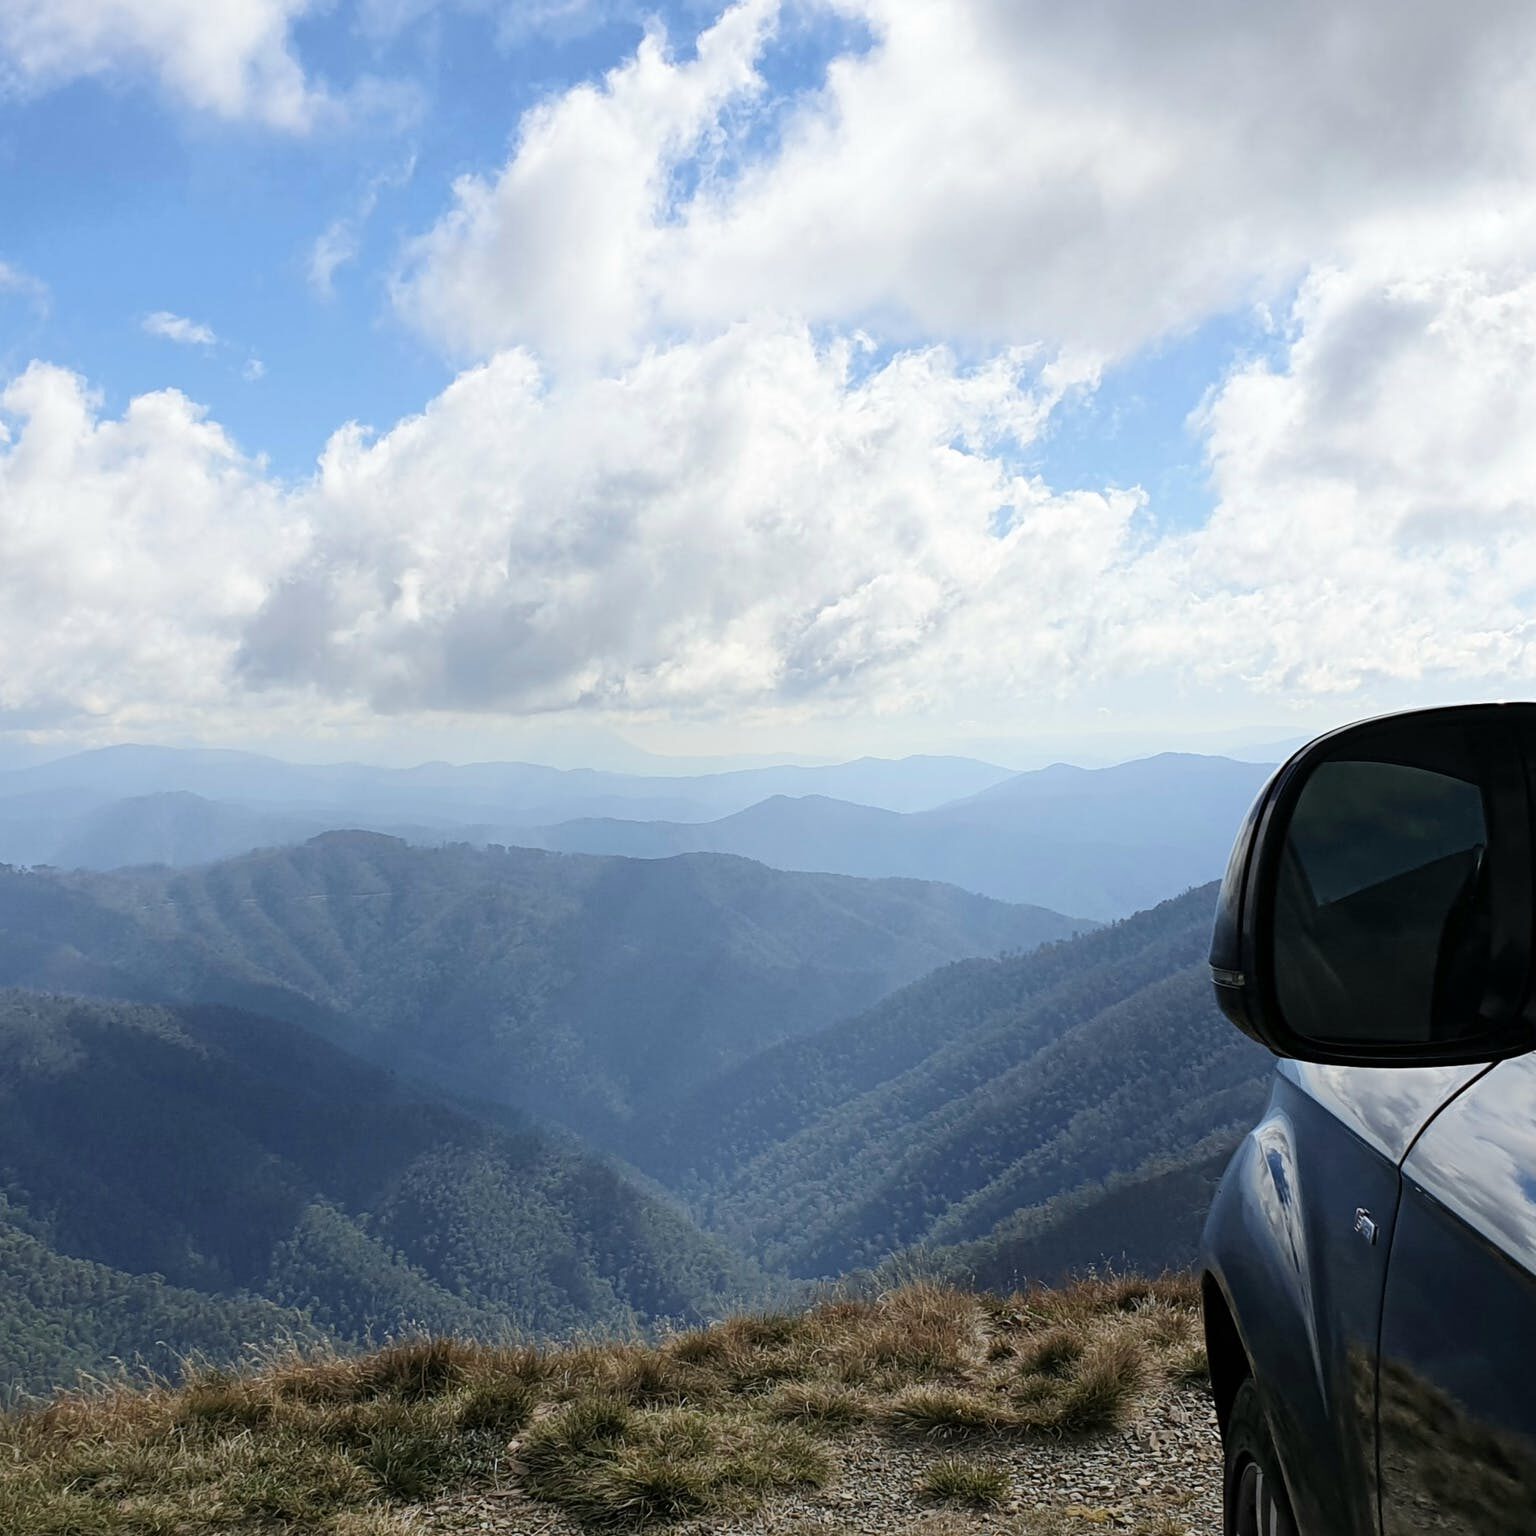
[1273,726,1521,1045]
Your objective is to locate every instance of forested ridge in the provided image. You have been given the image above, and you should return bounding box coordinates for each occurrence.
[0,836,1085,1149]
[0,990,760,1396]
[665,885,1268,1277]
[0,1198,317,1407]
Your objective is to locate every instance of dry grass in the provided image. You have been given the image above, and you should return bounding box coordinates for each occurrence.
[0,1274,1204,1531]
[763,1382,869,1431]
[918,1456,1008,1508]
[519,1397,829,1525]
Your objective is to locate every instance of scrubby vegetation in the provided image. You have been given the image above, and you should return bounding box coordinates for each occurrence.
[0,1277,1208,1534]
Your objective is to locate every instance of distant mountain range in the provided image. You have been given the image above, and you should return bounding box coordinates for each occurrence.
[0,746,1273,922]
[528,754,1274,919]
[0,766,1276,1399]
[0,837,1085,1146]
[0,744,1016,856]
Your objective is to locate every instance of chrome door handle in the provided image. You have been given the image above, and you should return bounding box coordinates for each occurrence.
[1354,1207,1378,1245]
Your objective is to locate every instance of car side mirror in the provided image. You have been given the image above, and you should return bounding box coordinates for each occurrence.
[1210,704,1536,1067]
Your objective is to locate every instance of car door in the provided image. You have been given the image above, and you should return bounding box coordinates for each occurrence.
[1206,1060,1484,1536]
[1378,1050,1536,1534]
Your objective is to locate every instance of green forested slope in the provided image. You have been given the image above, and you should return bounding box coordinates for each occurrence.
[652,889,1224,1181]
[672,886,1269,1276]
[0,1199,317,1404]
[0,837,1085,1147]
[919,1134,1243,1293]
[0,990,759,1397]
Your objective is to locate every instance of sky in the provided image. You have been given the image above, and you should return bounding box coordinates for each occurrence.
[2,0,1536,770]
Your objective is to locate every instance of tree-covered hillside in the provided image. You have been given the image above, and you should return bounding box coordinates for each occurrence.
[916,1134,1243,1294]
[0,853,1262,1399]
[0,838,1085,1148]
[663,885,1269,1277]
[0,1198,319,1405]
[0,990,760,1395]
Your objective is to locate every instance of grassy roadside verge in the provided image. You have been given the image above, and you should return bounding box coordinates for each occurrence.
[0,1275,1208,1534]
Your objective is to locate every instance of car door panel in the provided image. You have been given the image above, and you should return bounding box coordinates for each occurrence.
[1380,1053,1536,1534]
[1205,1061,1488,1535]
[1205,1070,1401,1536]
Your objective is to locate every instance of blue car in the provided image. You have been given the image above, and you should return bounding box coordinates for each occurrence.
[1200,703,1536,1536]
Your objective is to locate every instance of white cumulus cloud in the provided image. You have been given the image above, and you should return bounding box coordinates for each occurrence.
[7,1,1536,744]
[394,0,778,369]
[236,323,1094,714]
[0,364,299,730]
[1166,210,1536,699]
[9,235,1536,742]
[397,0,1536,369]
[0,0,330,129]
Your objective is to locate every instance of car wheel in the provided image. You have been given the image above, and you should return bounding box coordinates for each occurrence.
[1224,1377,1299,1536]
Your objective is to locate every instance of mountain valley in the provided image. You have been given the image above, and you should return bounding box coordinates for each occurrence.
[0,751,1264,1402]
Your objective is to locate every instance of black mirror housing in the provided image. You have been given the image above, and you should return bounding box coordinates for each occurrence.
[1210,704,1536,1067]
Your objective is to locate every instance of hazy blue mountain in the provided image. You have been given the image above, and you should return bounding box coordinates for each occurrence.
[0,839,1085,1146]
[0,789,495,873]
[0,745,1014,838]
[530,753,1274,919]
[0,989,761,1397]
[657,884,1269,1277]
[45,792,328,870]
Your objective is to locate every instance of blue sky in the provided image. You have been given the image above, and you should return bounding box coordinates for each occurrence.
[4,1,904,482]
[1,4,666,477]
[2,1,1535,768]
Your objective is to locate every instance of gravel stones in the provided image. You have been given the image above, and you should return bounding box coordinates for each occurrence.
[417,1385,1222,1536]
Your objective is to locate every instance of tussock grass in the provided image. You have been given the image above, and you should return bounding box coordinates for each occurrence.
[919,1456,1009,1508]
[765,1381,869,1430]
[1015,1325,1084,1379]
[521,1397,829,1525]
[0,1274,1202,1530]
[887,1387,1020,1440]
[1167,1342,1210,1388]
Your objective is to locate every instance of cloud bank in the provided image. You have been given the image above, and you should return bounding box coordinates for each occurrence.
[0,0,326,128]
[4,0,1536,744]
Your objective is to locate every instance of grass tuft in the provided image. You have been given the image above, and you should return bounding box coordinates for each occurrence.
[919,1455,1009,1508]
[764,1381,868,1431]
[521,1399,828,1525]
[1016,1325,1084,1380]
[1167,1342,1210,1389]
[886,1387,1016,1440]
[1047,1334,1148,1436]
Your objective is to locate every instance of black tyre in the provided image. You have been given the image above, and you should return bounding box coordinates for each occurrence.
[1224,1377,1299,1536]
